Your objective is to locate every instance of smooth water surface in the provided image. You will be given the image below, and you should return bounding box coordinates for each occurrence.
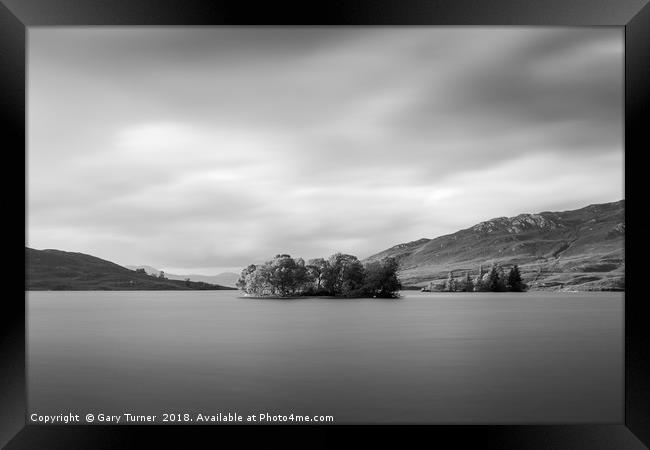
[27,291,623,424]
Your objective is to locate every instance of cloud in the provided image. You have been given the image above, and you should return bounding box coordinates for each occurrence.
[27,28,623,273]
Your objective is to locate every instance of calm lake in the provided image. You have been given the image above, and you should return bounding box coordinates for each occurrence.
[27,291,623,424]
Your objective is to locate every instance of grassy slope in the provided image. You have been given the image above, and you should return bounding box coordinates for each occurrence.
[26,248,237,291]
[365,200,624,291]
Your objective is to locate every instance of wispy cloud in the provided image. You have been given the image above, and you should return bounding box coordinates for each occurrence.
[28,27,623,273]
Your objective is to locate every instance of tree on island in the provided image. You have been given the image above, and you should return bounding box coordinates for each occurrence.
[237,264,272,296]
[363,257,401,298]
[237,253,401,298]
[324,253,365,297]
[306,258,329,294]
[267,254,308,296]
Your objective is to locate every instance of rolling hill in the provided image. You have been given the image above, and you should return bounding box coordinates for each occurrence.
[26,248,237,291]
[365,200,624,291]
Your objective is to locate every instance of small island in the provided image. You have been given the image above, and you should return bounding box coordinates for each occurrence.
[236,253,401,299]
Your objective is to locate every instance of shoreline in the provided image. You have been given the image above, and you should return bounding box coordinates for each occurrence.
[239,295,399,300]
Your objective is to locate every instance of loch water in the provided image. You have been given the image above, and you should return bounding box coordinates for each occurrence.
[27,290,623,424]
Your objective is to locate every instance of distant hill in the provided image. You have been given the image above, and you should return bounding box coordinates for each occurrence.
[124,265,240,288]
[365,200,624,291]
[26,248,237,291]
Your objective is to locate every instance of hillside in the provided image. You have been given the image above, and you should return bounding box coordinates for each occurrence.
[365,200,624,291]
[26,248,236,291]
[125,265,240,288]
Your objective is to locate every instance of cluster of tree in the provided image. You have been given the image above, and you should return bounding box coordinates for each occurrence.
[134,267,167,279]
[237,253,401,298]
[428,263,527,292]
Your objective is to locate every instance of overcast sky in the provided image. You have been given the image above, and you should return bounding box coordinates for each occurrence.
[28,27,623,275]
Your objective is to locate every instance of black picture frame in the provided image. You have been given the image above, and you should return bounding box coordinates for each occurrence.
[3,1,648,448]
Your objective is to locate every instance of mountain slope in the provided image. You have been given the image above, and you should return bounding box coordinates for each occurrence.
[125,265,240,288]
[26,248,236,291]
[365,200,624,291]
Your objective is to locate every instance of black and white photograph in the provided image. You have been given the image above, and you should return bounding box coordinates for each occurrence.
[26,27,624,425]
